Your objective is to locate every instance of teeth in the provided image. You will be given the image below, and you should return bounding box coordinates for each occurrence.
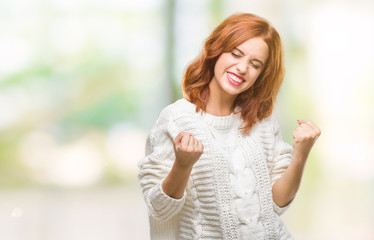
[228,73,243,83]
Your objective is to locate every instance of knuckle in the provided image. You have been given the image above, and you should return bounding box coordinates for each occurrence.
[182,145,189,151]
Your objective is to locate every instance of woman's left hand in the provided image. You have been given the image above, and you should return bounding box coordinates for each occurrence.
[292,120,321,161]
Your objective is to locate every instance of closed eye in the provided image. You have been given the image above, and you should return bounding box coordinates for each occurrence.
[231,52,241,58]
[250,62,260,69]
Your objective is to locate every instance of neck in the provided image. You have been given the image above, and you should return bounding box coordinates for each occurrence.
[206,84,236,116]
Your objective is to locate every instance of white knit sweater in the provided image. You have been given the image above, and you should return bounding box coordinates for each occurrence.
[138,98,294,240]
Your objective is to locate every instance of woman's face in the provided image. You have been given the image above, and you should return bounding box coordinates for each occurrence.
[210,37,269,98]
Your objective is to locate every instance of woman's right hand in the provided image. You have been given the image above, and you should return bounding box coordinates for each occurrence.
[161,132,204,199]
[173,132,204,169]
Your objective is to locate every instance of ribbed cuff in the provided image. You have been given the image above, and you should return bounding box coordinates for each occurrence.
[147,179,186,221]
[273,198,293,216]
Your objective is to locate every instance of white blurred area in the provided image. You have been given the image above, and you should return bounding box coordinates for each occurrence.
[19,131,104,186]
[308,2,374,180]
[16,125,146,187]
[0,188,150,240]
[0,0,374,239]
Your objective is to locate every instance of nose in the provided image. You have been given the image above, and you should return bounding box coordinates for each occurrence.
[235,59,248,75]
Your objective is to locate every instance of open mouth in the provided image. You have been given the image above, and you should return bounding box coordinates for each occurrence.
[227,72,245,86]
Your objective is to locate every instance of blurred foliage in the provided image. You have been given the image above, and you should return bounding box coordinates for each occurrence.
[0,1,155,188]
[0,133,34,188]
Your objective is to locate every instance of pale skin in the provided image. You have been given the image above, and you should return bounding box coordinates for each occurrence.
[162,37,321,207]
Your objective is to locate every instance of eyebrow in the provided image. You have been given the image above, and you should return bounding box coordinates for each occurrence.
[233,47,265,67]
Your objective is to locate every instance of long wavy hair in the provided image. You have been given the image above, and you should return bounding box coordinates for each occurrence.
[182,13,284,135]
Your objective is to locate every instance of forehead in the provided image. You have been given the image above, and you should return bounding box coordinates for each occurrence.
[235,37,269,62]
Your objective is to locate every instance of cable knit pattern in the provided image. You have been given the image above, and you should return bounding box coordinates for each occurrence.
[138,98,294,239]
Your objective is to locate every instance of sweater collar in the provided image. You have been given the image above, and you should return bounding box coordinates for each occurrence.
[179,98,239,129]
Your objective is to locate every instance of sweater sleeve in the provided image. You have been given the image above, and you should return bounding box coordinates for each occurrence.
[270,114,294,215]
[137,107,186,222]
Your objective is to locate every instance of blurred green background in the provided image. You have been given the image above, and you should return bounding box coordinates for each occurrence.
[1,0,374,239]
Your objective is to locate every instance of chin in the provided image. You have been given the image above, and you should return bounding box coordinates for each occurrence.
[224,88,241,96]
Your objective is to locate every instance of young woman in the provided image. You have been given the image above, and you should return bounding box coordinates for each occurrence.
[138,13,321,239]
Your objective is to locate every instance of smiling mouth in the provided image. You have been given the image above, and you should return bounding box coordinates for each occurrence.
[227,72,245,86]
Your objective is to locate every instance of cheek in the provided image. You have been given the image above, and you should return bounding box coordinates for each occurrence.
[244,72,262,89]
[214,61,225,78]
[252,69,264,82]
[254,72,262,81]
[214,54,234,74]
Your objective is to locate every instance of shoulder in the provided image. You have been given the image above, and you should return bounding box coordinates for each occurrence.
[248,111,279,136]
[266,112,281,132]
[261,111,279,126]
[150,98,197,139]
[156,98,196,124]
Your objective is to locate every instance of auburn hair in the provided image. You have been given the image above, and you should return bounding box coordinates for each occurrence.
[182,13,284,135]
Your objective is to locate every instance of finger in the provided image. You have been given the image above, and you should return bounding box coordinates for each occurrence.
[198,141,204,153]
[292,134,300,143]
[297,120,306,127]
[297,120,306,125]
[298,127,316,138]
[194,138,199,150]
[174,132,188,145]
[295,127,319,142]
[181,134,191,149]
[295,126,306,134]
[187,137,197,152]
[189,137,197,148]
[187,135,194,148]
[295,128,304,135]
[298,122,314,133]
[304,121,321,135]
[292,130,301,140]
[298,121,320,137]
[294,127,306,137]
[292,131,297,139]
[174,132,185,151]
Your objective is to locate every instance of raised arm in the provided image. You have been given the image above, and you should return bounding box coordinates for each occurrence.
[162,132,204,199]
[138,109,203,222]
[272,120,321,208]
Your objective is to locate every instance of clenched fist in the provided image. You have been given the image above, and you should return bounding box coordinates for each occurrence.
[173,132,204,169]
[292,120,321,160]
